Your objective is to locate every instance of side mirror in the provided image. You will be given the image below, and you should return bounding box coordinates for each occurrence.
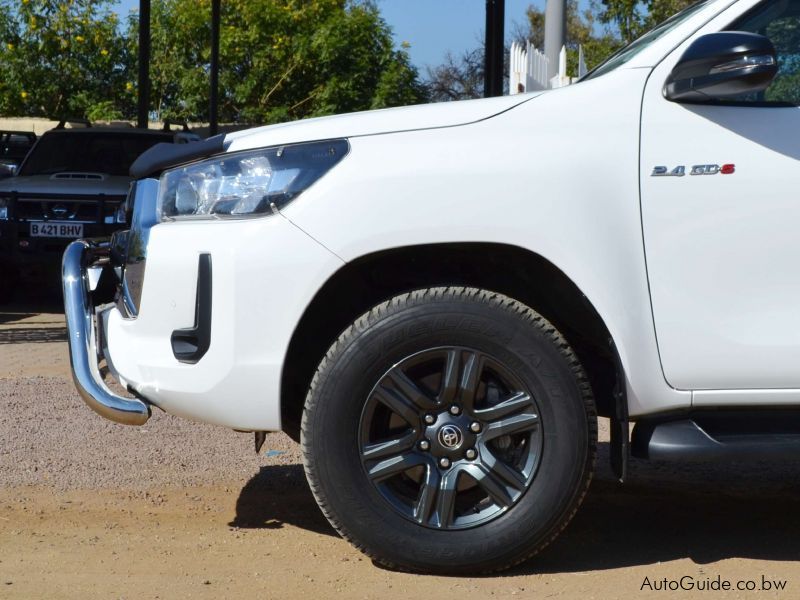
[664,32,778,103]
[0,162,17,177]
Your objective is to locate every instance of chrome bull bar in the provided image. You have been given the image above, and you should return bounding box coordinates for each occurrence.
[62,239,151,425]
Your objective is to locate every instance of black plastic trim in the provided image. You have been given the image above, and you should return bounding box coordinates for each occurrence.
[170,253,212,364]
[632,408,800,462]
[609,337,629,482]
[130,134,225,179]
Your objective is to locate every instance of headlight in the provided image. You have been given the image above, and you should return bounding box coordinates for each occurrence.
[157,139,349,220]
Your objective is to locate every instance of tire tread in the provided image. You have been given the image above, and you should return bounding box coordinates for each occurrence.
[301,286,597,574]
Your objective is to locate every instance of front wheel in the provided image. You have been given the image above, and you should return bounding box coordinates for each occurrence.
[301,287,596,574]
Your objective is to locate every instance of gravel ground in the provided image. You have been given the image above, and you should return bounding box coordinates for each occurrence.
[2,303,800,599]
[0,376,299,491]
[4,374,800,496]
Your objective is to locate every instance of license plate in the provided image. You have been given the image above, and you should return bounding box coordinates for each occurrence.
[30,222,84,238]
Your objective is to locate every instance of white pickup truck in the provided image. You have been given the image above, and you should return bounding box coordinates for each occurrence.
[62,0,799,574]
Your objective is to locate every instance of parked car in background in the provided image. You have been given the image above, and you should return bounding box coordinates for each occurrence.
[0,130,36,178]
[0,123,198,298]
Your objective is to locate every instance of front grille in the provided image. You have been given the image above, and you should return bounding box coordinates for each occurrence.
[0,191,130,268]
[1,192,126,224]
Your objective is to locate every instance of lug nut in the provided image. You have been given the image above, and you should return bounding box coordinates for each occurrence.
[469,422,481,433]
[424,414,436,425]
[449,405,461,416]
[419,440,430,451]
[439,457,451,469]
[465,448,477,460]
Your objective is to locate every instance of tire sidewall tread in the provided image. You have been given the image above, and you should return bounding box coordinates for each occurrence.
[301,287,597,575]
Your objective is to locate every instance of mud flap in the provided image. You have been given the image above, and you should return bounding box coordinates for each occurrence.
[609,338,629,482]
[254,431,267,454]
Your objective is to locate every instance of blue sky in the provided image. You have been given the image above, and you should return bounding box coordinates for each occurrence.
[114,0,544,71]
[377,0,543,69]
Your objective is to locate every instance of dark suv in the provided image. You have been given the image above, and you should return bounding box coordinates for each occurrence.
[0,126,197,295]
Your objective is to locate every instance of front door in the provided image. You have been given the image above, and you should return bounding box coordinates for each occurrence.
[640,0,800,390]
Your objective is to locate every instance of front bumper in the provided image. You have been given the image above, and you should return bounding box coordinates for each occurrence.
[62,177,346,430]
[62,238,151,425]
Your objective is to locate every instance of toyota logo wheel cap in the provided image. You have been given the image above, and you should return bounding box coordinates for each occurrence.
[438,424,463,449]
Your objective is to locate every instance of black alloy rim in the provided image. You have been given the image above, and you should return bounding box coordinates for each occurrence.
[359,346,543,530]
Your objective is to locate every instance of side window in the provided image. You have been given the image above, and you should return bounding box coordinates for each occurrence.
[730,0,800,104]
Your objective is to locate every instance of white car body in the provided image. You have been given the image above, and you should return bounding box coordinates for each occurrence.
[60,0,798,572]
[105,0,793,431]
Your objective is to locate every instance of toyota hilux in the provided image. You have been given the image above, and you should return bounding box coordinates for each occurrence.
[62,0,800,574]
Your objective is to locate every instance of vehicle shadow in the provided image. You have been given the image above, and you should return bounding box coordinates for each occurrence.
[230,464,337,538]
[0,326,67,344]
[0,311,37,325]
[512,442,800,574]
[233,444,800,572]
[0,294,64,320]
[0,291,66,334]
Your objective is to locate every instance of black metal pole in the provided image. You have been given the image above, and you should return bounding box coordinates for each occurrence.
[137,0,151,129]
[483,0,505,97]
[484,0,493,97]
[209,0,220,136]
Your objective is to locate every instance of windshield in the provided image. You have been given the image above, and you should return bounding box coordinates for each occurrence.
[583,0,717,80]
[19,132,172,177]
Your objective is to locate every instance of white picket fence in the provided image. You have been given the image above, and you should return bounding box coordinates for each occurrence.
[509,42,588,94]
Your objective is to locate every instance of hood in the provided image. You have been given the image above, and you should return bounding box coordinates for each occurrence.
[0,173,132,196]
[226,93,542,152]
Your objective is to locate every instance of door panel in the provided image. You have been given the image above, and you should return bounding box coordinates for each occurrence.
[640,0,800,390]
[641,103,800,389]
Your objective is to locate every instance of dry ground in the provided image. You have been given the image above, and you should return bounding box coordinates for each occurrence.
[1,296,799,599]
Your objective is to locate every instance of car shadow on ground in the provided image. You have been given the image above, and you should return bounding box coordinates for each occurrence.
[0,293,64,323]
[522,473,800,575]
[522,442,800,574]
[231,464,337,537]
[233,444,800,572]
[0,289,65,333]
[0,327,67,343]
[0,311,37,325]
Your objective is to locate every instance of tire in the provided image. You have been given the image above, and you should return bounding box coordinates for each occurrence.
[301,287,596,574]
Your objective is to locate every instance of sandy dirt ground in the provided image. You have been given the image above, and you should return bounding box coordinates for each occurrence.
[1,299,800,599]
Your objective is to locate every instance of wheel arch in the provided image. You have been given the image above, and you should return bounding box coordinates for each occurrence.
[280,242,622,442]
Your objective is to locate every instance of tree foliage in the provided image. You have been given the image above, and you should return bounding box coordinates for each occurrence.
[761,13,800,103]
[424,0,697,98]
[599,0,696,44]
[425,48,485,102]
[132,0,427,124]
[0,0,130,119]
[0,0,425,123]
[523,0,622,73]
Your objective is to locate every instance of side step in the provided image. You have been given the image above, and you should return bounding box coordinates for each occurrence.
[632,410,800,461]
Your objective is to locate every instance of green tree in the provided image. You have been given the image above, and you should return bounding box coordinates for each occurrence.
[598,0,696,44]
[130,0,427,124]
[424,0,698,100]
[0,0,130,118]
[759,13,800,103]
[523,0,622,73]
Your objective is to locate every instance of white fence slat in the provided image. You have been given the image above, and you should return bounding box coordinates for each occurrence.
[509,43,583,93]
